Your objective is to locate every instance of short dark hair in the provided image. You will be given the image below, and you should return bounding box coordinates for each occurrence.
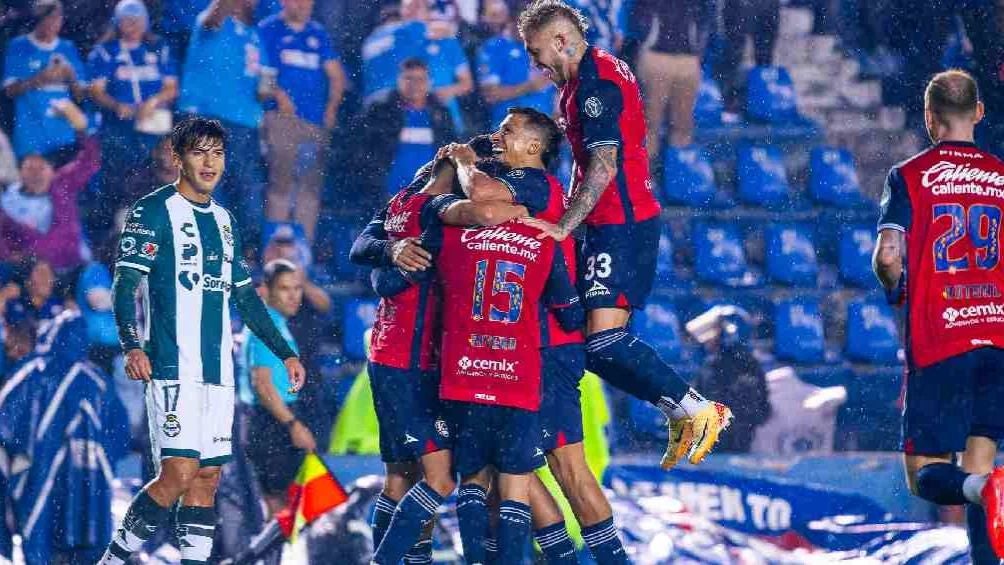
[507,106,563,167]
[517,0,589,39]
[263,259,298,289]
[400,57,428,73]
[170,117,227,156]
[926,69,980,119]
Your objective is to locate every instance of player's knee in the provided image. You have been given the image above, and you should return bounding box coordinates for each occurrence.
[425,474,457,498]
[158,459,201,494]
[191,467,222,494]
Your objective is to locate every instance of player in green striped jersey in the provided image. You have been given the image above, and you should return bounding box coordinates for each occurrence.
[100,117,307,565]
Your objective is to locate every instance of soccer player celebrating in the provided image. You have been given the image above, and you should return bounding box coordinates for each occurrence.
[516,0,731,469]
[100,117,307,565]
[873,69,1004,562]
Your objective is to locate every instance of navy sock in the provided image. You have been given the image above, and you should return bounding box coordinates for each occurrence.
[403,538,433,565]
[457,484,490,564]
[99,488,171,564]
[373,481,443,564]
[485,536,498,564]
[967,504,998,565]
[581,517,628,565]
[497,500,532,565]
[371,493,397,552]
[916,462,970,505]
[533,521,577,564]
[586,328,690,405]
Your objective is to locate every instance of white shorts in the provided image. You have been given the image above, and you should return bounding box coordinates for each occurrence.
[145,380,235,468]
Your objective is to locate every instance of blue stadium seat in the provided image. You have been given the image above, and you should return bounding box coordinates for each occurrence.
[662,145,717,207]
[631,299,683,363]
[694,74,725,126]
[845,297,900,364]
[765,224,819,287]
[693,222,760,287]
[773,298,825,363]
[746,66,799,123]
[809,147,865,208]
[342,297,379,360]
[839,226,877,288]
[737,144,790,207]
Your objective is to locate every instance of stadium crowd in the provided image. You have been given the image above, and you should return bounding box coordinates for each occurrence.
[1,0,1004,561]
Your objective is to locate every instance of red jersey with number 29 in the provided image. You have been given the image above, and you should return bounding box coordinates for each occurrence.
[437,222,577,411]
[878,141,1004,368]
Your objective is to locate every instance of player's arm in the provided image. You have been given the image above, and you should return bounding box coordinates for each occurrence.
[251,367,297,423]
[444,143,514,201]
[543,244,585,331]
[112,266,145,354]
[199,0,234,29]
[232,285,297,361]
[525,80,623,241]
[349,204,394,267]
[872,167,911,303]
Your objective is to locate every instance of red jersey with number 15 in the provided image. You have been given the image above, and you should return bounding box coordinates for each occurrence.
[437,222,578,411]
[368,190,440,371]
[877,141,1004,368]
[560,47,661,226]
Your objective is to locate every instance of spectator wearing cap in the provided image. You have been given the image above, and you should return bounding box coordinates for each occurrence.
[88,0,178,202]
[258,0,345,243]
[239,259,314,516]
[177,0,272,242]
[475,0,553,129]
[2,0,87,159]
[0,102,98,271]
[348,58,456,210]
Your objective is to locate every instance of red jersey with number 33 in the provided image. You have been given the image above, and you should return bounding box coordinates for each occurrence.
[878,141,1004,368]
[560,47,661,226]
[437,222,576,411]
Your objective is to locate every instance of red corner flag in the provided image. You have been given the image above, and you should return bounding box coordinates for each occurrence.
[276,452,349,541]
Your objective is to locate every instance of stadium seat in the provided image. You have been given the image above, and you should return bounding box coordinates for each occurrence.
[809,147,865,208]
[631,299,683,363]
[773,297,825,363]
[693,222,760,287]
[838,226,877,288]
[661,145,717,207]
[845,297,900,364]
[765,224,819,286]
[342,298,379,361]
[694,74,725,126]
[737,144,790,207]
[746,66,799,124]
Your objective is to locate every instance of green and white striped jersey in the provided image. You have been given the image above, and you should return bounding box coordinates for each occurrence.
[116,184,253,386]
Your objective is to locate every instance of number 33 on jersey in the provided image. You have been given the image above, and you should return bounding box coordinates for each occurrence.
[878,141,1004,369]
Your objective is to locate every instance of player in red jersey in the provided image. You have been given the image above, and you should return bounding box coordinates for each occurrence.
[874,69,1004,562]
[516,0,731,470]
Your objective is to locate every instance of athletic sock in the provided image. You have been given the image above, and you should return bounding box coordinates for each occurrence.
[371,493,398,550]
[373,481,443,564]
[456,484,490,564]
[403,537,433,564]
[581,517,629,565]
[586,328,692,411]
[533,521,577,564]
[176,506,216,564]
[967,503,998,565]
[496,500,532,565]
[916,462,972,505]
[98,488,171,564]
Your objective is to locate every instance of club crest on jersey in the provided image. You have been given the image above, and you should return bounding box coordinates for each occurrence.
[162,414,181,437]
[583,96,603,118]
[221,224,234,245]
[120,237,137,254]
[140,242,158,259]
[507,169,525,179]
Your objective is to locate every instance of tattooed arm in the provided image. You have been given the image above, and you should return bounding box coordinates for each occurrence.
[873,229,905,291]
[523,145,617,241]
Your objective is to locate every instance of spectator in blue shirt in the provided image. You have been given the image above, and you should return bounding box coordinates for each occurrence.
[258,0,345,243]
[5,257,64,334]
[416,2,473,136]
[88,0,178,200]
[361,4,427,105]
[178,0,272,243]
[476,0,553,129]
[239,259,313,516]
[2,0,87,160]
[71,261,118,372]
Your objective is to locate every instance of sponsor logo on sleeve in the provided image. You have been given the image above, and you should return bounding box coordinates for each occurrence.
[140,242,158,259]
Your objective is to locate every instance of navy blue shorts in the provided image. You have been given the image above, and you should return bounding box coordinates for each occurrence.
[447,402,544,477]
[578,217,661,311]
[902,347,1004,455]
[369,362,450,463]
[540,344,585,452]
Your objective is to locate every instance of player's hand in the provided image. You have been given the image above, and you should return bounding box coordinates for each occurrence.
[390,237,432,271]
[284,357,307,393]
[445,143,476,167]
[289,420,317,451]
[520,217,568,241]
[125,349,152,381]
[137,97,160,121]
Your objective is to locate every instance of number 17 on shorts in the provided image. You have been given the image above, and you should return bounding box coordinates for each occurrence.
[145,380,235,467]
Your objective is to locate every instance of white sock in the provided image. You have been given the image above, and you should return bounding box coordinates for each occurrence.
[658,388,709,420]
[963,473,988,505]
